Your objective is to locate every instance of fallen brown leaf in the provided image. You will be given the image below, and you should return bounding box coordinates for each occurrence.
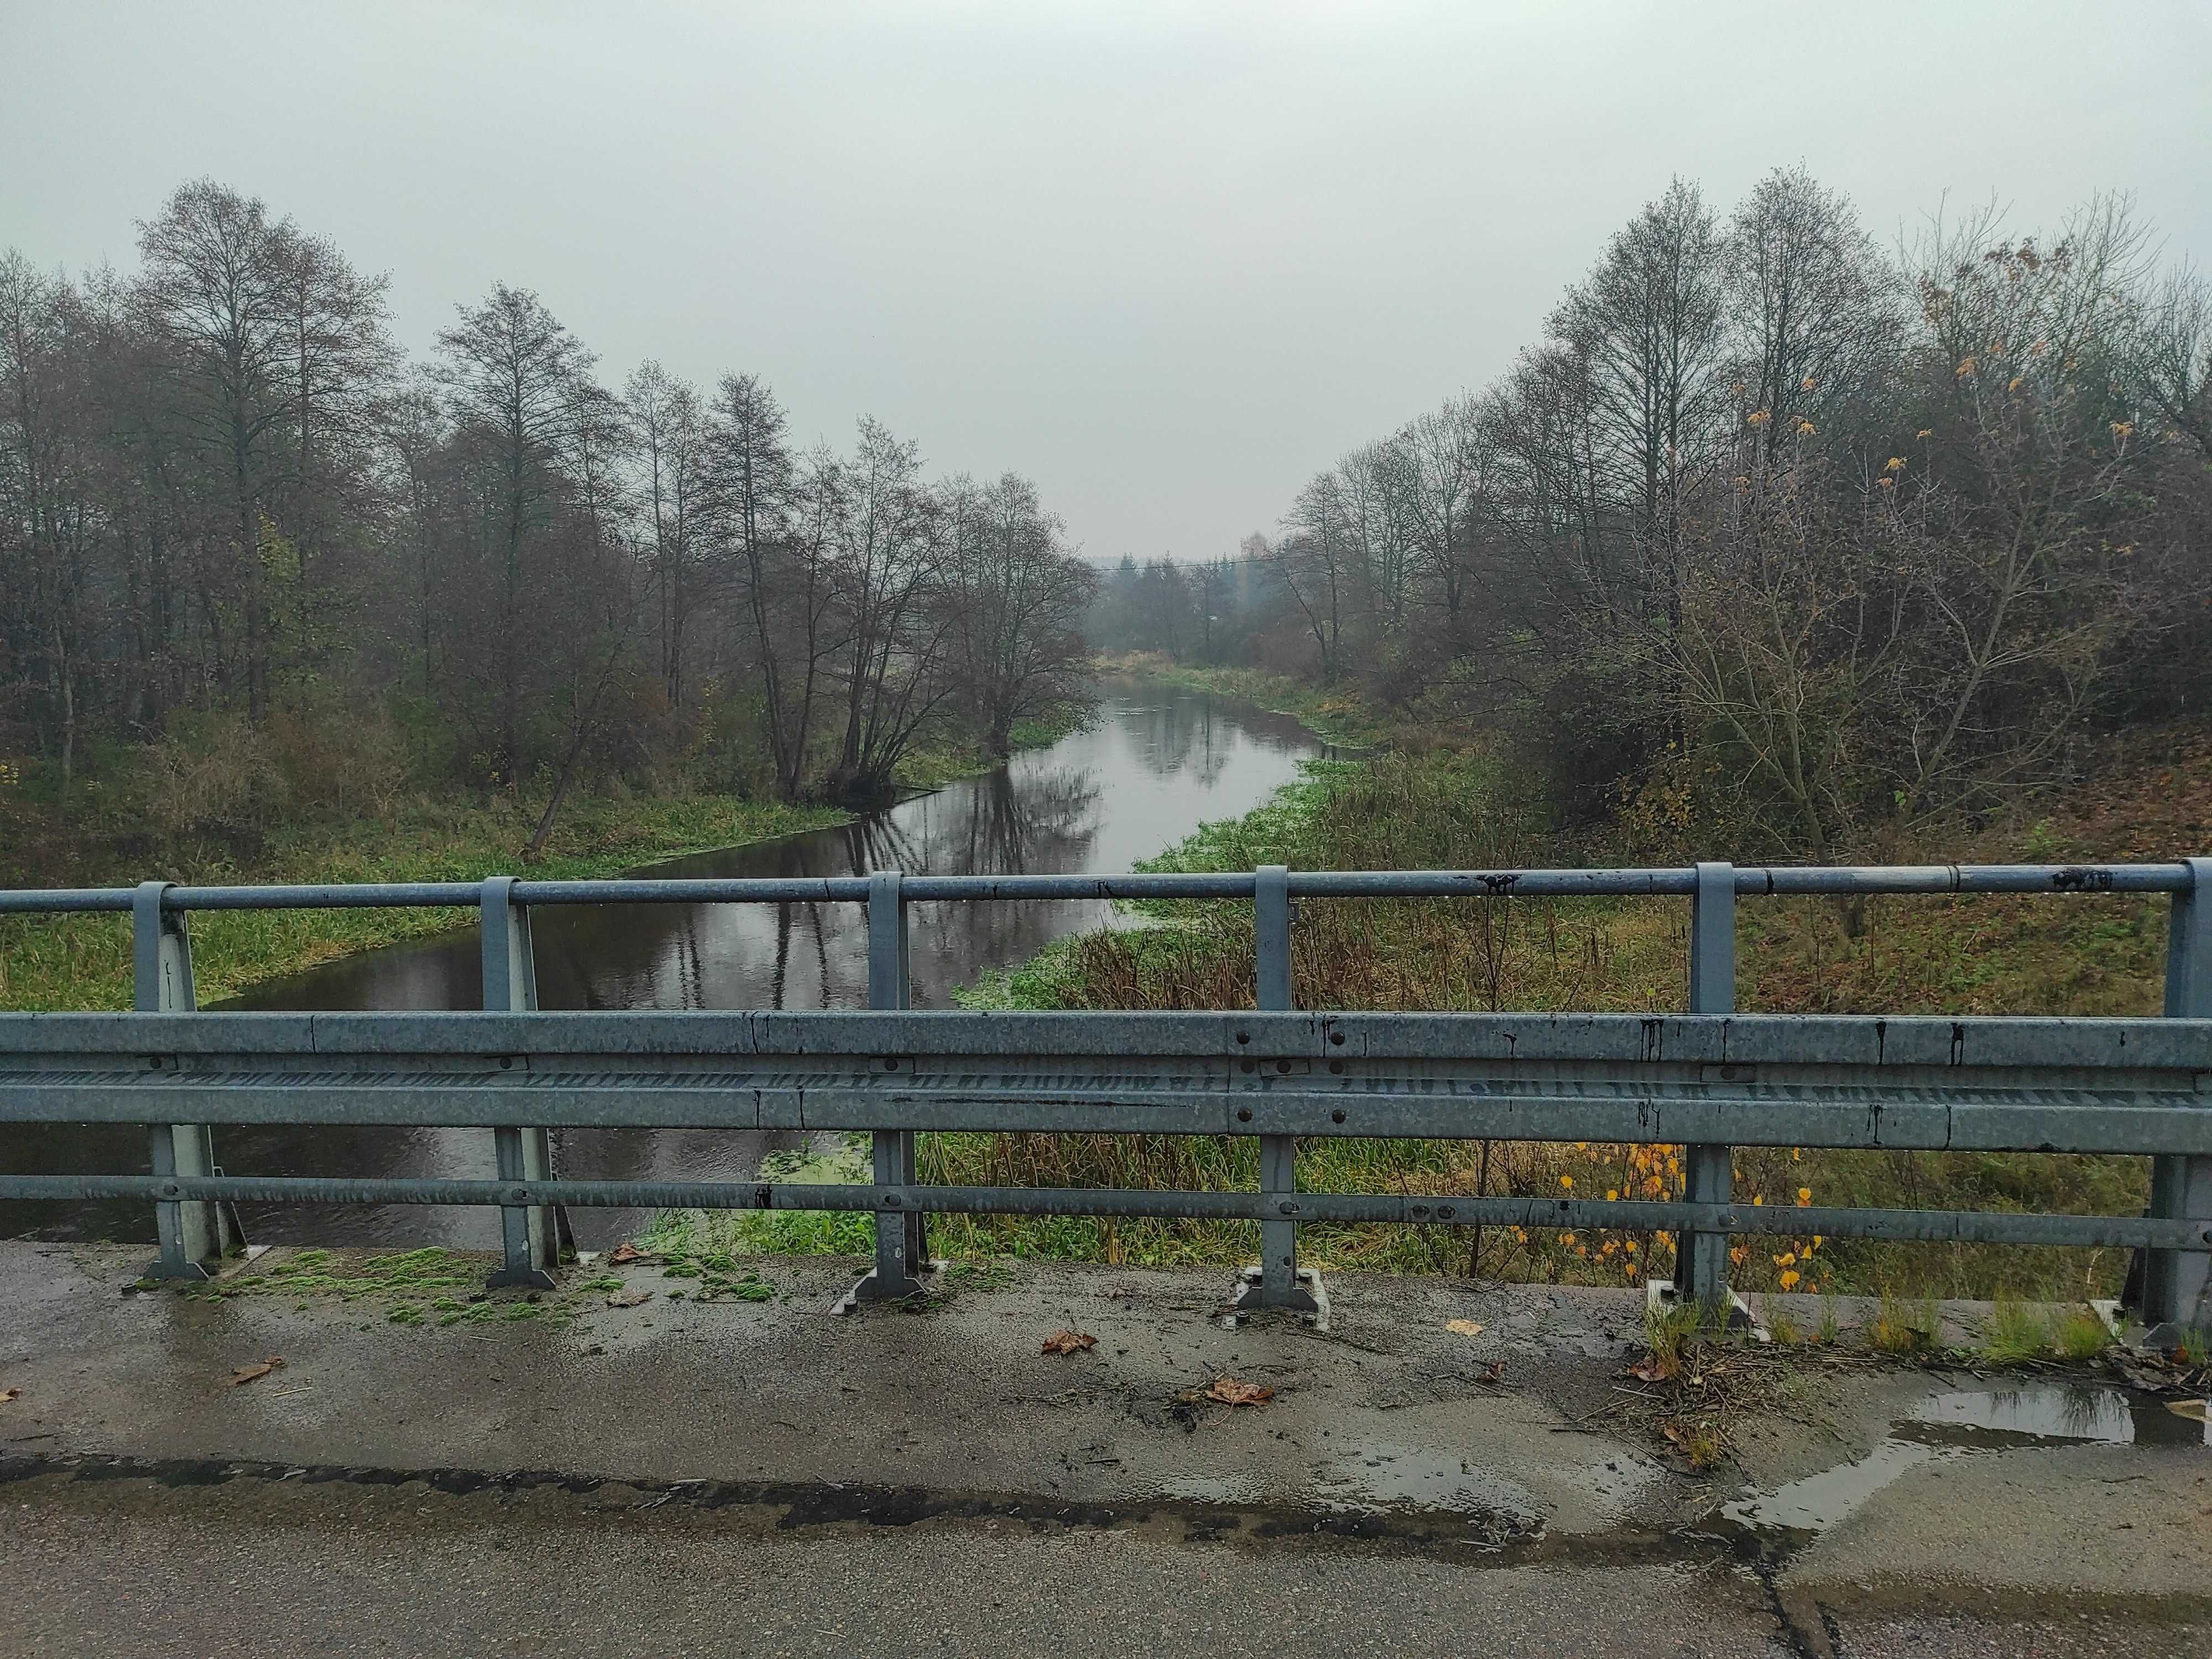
[1205,1376,1274,1407]
[1041,1329,1097,1356]
[1478,1360,1507,1385]
[228,1358,285,1386]
[1628,1356,1672,1384]
[1444,1318,1485,1338]
[606,1288,653,1308]
[0,1387,19,1403]
[2167,1399,2208,1423]
[607,1243,652,1265]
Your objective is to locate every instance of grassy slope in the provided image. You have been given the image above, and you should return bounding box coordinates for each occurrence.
[1087,652,1388,747]
[733,717,2212,1301]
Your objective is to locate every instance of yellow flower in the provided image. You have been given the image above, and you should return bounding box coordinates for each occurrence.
[1752,1194,1764,1207]
[1746,409,1772,427]
[2111,420,2135,439]
[1773,1251,1795,1267]
[1778,1270,1801,1290]
[1884,457,1905,472]
[1794,418,1817,436]
[2007,376,2024,392]
[1559,1175,1573,1191]
[1606,1189,1619,1202]
[1797,1187,1812,1205]
[1801,374,1819,392]
[1916,428,1933,438]
[1956,357,1977,377]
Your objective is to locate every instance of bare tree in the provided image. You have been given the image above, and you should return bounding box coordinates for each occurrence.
[707,372,813,799]
[827,417,952,803]
[0,254,100,796]
[626,361,705,709]
[1550,177,1727,619]
[940,472,1097,754]
[1724,166,1898,460]
[135,180,300,723]
[1394,395,1495,650]
[434,283,594,785]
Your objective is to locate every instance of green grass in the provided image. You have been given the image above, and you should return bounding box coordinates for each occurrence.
[164,1243,718,1328]
[1983,1297,2053,1363]
[891,700,1097,792]
[643,1146,877,1262]
[2056,1308,2116,1360]
[1866,1292,1940,1355]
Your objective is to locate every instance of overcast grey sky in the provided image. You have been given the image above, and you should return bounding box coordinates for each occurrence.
[4,2,2208,562]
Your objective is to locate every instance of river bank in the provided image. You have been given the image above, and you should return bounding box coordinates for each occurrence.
[0,705,1097,1015]
[1088,652,1387,747]
[703,713,2208,1305]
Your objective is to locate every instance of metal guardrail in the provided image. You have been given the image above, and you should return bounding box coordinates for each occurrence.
[2,860,2209,1335]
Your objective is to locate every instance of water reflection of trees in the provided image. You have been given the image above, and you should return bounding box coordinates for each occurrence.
[848,766,1103,878]
[1116,694,1230,789]
[953,766,1103,874]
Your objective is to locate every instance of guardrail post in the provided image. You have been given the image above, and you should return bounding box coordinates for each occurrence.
[135,880,226,1281]
[1678,862,1736,1316]
[2143,855,2212,1341]
[482,875,557,1290]
[1233,865,1323,1320]
[841,870,932,1308]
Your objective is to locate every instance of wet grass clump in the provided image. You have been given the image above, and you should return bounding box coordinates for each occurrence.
[1866,1293,1940,1356]
[2055,1309,2115,1360]
[1983,1297,2052,1364]
[189,1246,472,1303]
[173,1245,609,1329]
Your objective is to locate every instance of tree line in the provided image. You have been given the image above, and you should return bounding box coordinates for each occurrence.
[1126,170,2212,857]
[0,180,1097,852]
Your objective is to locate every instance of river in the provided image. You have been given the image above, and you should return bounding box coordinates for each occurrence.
[4,679,1323,1249]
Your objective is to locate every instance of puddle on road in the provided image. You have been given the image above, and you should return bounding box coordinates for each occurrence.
[1311,1441,1541,1521]
[1721,1385,2208,1541]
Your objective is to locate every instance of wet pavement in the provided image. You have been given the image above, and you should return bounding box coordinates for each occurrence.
[2,1244,2208,1655]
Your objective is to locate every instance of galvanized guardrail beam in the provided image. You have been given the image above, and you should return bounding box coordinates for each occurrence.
[7,858,2212,1329]
[3,1172,2209,1256]
[6,862,2202,916]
